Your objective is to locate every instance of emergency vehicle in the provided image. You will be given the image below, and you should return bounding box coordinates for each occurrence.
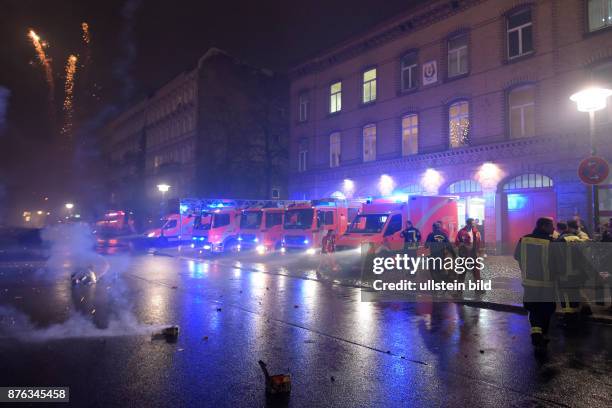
[144,213,194,245]
[281,199,360,254]
[237,207,285,254]
[335,195,458,253]
[94,210,136,247]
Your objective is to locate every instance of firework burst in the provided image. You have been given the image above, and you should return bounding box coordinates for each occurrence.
[81,22,90,45]
[61,55,78,136]
[28,29,55,101]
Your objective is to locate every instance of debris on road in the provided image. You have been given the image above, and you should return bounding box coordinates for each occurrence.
[258,360,291,395]
[152,325,180,342]
[80,297,85,303]
[294,305,299,308]
[202,336,209,341]
[216,307,222,312]
[90,309,96,315]
[330,376,335,382]
[479,349,484,354]
[171,286,178,289]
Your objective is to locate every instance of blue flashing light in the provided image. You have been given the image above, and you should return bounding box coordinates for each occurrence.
[304,239,309,244]
[199,237,205,241]
[237,237,243,241]
[192,237,198,240]
[179,204,189,214]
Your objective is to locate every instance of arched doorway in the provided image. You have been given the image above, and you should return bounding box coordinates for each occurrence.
[446,179,484,229]
[502,173,555,252]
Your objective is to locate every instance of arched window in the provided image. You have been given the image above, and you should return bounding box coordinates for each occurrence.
[447,179,482,194]
[399,184,424,194]
[449,101,469,148]
[508,85,535,138]
[503,173,553,190]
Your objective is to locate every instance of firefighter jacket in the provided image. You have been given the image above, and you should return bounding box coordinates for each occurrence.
[425,230,456,258]
[400,227,421,248]
[456,226,482,256]
[551,232,594,289]
[514,229,555,302]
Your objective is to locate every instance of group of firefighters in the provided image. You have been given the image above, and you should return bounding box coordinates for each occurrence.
[516,216,612,355]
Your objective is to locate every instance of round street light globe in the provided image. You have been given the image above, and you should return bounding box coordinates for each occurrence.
[570,87,612,112]
[65,203,74,210]
[157,184,170,193]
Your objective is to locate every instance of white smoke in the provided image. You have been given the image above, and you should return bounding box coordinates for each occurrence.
[0,86,9,131]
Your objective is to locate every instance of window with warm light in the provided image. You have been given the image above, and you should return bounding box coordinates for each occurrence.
[330,82,342,113]
[507,9,533,59]
[588,0,612,32]
[449,101,470,148]
[362,68,377,103]
[448,34,468,77]
[401,114,418,155]
[508,85,535,138]
[400,53,418,91]
[329,132,341,167]
[362,124,377,162]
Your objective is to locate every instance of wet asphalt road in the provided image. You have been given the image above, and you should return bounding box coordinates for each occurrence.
[0,251,611,407]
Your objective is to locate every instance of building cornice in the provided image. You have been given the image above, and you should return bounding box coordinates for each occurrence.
[289,0,486,79]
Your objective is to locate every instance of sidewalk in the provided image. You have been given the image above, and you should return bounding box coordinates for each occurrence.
[154,247,612,324]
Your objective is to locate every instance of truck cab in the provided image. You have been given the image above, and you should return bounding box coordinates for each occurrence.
[281,199,352,254]
[336,196,458,253]
[145,213,194,245]
[191,208,241,253]
[94,210,136,247]
[237,207,285,254]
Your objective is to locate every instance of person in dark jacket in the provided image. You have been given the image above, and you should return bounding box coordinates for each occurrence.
[425,222,456,282]
[400,220,421,258]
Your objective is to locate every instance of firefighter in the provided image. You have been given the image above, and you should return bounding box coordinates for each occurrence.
[455,218,483,284]
[425,222,456,282]
[514,217,556,353]
[400,220,421,259]
[552,220,595,327]
[319,229,338,273]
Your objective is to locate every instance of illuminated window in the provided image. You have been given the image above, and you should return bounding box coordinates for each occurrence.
[447,179,482,194]
[508,85,535,138]
[362,124,376,162]
[362,68,377,103]
[330,82,342,113]
[503,174,553,190]
[329,132,341,167]
[507,9,533,59]
[298,93,309,122]
[401,114,418,155]
[448,34,468,77]
[449,101,470,148]
[400,53,418,91]
[588,0,612,31]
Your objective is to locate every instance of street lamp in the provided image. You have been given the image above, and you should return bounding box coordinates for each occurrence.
[570,86,612,232]
[157,184,170,217]
[65,203,74,210]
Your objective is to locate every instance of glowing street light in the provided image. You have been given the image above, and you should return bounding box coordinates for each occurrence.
[421,168,443,195]
[476,162,503,190]
[157,184,170,193]
[65,203,74,210]
[342,178,355,198]
[378,174,395,197]
[570,86,612,232]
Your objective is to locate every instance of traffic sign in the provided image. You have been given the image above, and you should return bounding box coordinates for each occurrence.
[578,156,610,185]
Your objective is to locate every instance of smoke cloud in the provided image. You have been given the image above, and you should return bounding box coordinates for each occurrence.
[113,0,143,102]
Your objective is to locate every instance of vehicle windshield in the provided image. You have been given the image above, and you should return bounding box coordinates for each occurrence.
[347,214,389,233]
[240,211,262,229]
[283,209,314,230]
[194,213,212,230]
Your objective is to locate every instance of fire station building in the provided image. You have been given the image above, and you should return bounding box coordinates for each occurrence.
[288,0,612,251]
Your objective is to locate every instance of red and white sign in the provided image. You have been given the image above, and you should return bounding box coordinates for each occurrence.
[578,156,609,185]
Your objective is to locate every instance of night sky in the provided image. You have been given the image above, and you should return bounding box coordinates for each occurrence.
[0,0,423,215]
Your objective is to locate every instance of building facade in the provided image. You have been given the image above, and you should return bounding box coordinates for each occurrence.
[103,48,288,219]
[288,0,612,251]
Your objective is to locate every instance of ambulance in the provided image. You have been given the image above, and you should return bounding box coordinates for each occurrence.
[237,207,285,254]
[145,213,194,245]
[281,199,360,254]
[335,195,458,253]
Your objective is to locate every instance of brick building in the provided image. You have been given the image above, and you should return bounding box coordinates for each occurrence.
[288,0,612,251]
[102,48,288,218]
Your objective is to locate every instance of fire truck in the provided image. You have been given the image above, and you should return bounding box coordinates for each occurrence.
[237,207,285,254]
[144,213,194,246]
[94,210,136,247]
[281,199,361,254]
[181,198,296,254]
[335,195,458,253]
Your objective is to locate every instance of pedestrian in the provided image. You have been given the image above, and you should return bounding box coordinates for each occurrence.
[514,217,556,354]
[455,218,483,286]
[319,229,338,273]
[601,218,612,242]
[553,222,567,240]
[425,222,456,283]
[474,218,485,243]
[400,220,421,259]
[572,215,591,240]
[552,219,595,328]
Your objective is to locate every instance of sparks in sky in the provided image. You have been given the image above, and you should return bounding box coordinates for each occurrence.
[61,55,78,136]
[81,22,90,45]
[28,29,55,101]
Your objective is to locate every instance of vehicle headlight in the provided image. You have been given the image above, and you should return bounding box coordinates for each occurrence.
[203,244,211,250]
[280,247,286,253]
[147,232,155,238]
[237,236,243,241]
[190,243,195,248]
[306,248,316,255]
[256,245,266,254]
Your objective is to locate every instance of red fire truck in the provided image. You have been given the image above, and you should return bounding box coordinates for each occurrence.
[237,207,285,254]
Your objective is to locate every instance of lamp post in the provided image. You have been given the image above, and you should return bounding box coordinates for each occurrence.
[157,184,170,218]
[65,202,74,218]
[569,86,612,232]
